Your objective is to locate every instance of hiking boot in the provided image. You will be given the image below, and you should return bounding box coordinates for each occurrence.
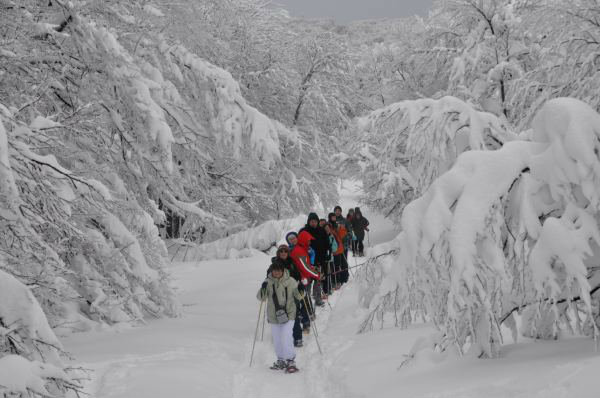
[285,359,299,373]
[270,359,286,370]
[294,340,303,347]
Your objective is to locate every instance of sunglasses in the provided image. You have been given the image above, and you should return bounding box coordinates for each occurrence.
[278,249,289,253]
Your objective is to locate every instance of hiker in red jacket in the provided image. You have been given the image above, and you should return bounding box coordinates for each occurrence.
[286,231,320,331]
[287,231,320,282]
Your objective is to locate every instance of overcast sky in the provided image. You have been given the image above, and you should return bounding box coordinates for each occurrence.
[274,0,434,23]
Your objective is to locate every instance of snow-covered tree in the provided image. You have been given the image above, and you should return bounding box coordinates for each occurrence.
[357,98,600,358]
[0,0,339,343]
[428,0,538,118]
[346,96,513,221]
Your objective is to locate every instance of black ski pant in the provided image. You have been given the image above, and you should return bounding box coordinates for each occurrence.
[357,238,364,255]
[293,299,303,341]
[322,260,333,295]
[339,252,349,284]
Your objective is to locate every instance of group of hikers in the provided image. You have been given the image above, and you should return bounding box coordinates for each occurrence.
[255,206,370,373]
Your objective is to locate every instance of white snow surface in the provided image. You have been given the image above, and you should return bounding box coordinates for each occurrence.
[61,183,600,397]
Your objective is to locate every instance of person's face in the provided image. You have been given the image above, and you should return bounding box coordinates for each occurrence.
[319,220,326,227]
[278,249,289,259]
[309,219,318,228]
[335,208,342,217]
[329,216,336,224]
[289,235,298,246]
[272,269,283,279]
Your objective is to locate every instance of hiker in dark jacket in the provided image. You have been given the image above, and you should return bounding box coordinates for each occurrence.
[300,213,329,307]
[351,210,370,256]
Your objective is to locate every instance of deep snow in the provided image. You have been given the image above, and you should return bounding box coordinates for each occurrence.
[61,181,600,398]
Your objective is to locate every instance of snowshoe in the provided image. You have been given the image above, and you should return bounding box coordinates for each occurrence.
[285,360,299,373]
[294,340,303,347]
[270,359,286,370]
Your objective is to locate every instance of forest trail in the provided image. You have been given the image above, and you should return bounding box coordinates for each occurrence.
[62,183,393,398]
[60,183,600,398]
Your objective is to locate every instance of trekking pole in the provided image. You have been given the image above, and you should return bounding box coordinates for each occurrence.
[302,295,319,339]
[311,319,323,355]
[260,300,267,341]
[303,295,323,355]
[250,299,265,367]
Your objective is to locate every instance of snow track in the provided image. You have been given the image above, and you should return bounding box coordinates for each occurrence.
[233,273,363,398]
[62,252,369,398]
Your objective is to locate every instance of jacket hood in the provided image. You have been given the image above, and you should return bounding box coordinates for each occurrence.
[297,230,314,249]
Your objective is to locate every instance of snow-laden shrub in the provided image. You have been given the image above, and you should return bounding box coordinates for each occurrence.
[357,98,600,358]
[0,266,80,397]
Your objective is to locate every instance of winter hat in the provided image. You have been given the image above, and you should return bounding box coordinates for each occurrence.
[334,205,342,212]
[278,244,290,251]
[348,208,355,214]
[285,232,298,245]
[307,212,319,223]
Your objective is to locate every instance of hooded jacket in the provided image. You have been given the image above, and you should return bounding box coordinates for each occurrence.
[257,269,303,323]
[290,230,320,281]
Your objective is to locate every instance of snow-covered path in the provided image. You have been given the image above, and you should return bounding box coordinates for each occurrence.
[62,249,374,398]
[63,256,270,397]
[61,181,600,397]
[62,181,386,398]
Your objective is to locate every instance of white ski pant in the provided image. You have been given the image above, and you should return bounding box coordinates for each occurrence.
[271,320,295,361]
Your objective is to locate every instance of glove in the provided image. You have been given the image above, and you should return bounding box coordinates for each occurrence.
[365,227,370,231]
[260,281,267,296]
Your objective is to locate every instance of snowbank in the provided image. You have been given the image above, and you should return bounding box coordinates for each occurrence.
[169,215,306,261]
